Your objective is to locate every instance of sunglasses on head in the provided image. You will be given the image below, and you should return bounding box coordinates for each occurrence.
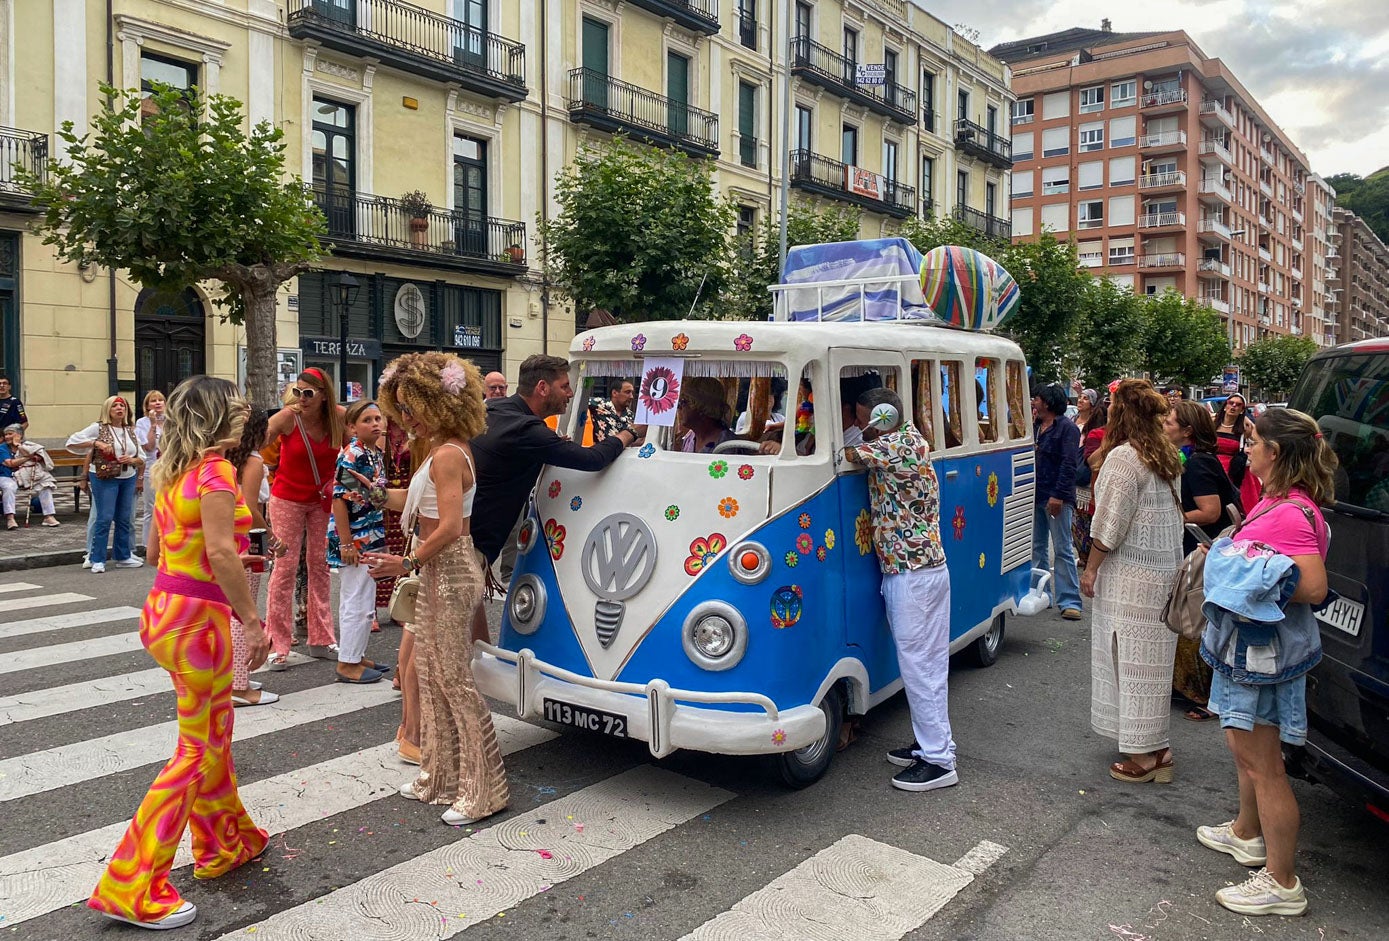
[290,387,317,400]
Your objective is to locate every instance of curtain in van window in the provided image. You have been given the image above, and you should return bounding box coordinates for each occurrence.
[1006,360,1028,439]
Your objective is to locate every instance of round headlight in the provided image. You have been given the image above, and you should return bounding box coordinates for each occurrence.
[509,575,545,634]
[727,541,771,584]
[692,615,734,657]
[516,517,538,556]
[682,601,748,671]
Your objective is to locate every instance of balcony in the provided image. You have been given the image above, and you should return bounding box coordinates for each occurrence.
[1198,218,1232,240]
[1138,170,1186,193]
[1139,130,1187,152]
[954,119,1013,169]
[1291,203,1303,222]
[1011,113,1034,126]
[286,0,526,101]
[1257,280,1271,294]
[1198,138,1232,163]
[1258,246,1272,263]
[789,37,916,124]
[1138,210,1185,231]
[567,68,719,157]
[1259,177,1273,198]
[954,205,1012,240]
[1198,177,1232,203]
[1198,258,1231,278]
[1139,252,1185,270]
[312,188,528,276]
[788,149,915,218]
[736,7,756,48]
[1199,99,1235,128]
[628,0,719,35]
[1200,294,1231,314]
[1292,235,1303,252]
[1141,86,1188,111]
[0,126,47,212]
[921,196,936,218]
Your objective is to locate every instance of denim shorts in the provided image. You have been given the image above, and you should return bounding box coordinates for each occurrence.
[1208,670,1308,746]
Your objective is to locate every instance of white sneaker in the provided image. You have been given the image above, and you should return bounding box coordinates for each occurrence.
[1215,867,1308,916]
[114,557,144,569]
[97,900,197,930]
[399,780,422,801]
[441,808,481,826]
[90,562,106,574]
[1197,821,1267,866]
[82,557,92,569]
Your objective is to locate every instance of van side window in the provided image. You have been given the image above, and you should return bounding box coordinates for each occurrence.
[975,358,999,443]
[940,361,964,449]
[1006,360,1029,440]
[910,359,938,449]
[837,366,887,459]
[786,370,816,455]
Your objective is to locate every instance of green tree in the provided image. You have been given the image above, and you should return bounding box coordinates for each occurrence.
[1237,334,1319,400]
[1140,290,1231,388]
[21,84,324,408]
[899,213,1002,256]
[723,201,861,321]
[539,138,735,321]
[1327,167,1389,245]
[1066,276,1146,386]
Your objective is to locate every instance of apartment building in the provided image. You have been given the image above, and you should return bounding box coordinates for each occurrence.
[1307,174,1337,346]
[991,25,1325,353]
[0,0,1010,432]
[1328,208,1389,344]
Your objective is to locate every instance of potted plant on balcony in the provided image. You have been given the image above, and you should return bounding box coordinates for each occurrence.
[505,242,525,264]
[399,190,432,247]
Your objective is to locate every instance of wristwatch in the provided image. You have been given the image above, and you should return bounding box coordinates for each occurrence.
[402,554,417,574]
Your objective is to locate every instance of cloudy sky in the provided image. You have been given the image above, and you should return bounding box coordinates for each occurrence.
[911,0,1389,178]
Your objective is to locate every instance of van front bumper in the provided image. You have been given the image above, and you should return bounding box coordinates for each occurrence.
[474,643,826,759]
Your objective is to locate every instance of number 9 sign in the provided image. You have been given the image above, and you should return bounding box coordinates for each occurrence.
[636,357,685,427]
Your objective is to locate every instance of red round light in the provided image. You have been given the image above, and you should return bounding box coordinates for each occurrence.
[740,551,760,571]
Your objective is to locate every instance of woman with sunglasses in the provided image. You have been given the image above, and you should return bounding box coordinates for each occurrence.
[263,369,345,669]
[67,395,144,572]
[1214,393,1263,514]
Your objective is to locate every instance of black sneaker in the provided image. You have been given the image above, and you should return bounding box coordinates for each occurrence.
[886,743,920,768]
[891,759,959,792]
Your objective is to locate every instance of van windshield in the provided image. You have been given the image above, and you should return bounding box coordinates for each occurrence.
[1290,352,1389,511]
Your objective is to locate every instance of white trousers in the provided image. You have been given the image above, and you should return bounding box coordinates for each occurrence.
[881,563,957,771]
[0,478,14,515]
[337,562,377,664]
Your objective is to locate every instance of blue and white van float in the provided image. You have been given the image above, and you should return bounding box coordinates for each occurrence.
[474,240,1046,785]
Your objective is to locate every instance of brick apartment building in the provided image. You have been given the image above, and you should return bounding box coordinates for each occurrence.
[991,24,1330,352]
[1328,207,1389,343]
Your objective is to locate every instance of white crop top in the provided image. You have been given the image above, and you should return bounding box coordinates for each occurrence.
[403,442,475,530]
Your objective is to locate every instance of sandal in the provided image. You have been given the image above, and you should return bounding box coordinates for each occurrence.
[1110,748,1173,784]
[266,653,291,672]
[1184,706,1218,722]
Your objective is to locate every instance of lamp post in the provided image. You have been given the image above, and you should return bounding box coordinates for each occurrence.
[332,271,361,402]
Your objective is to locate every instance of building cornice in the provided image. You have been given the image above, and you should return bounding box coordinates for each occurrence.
[113,13,232,61]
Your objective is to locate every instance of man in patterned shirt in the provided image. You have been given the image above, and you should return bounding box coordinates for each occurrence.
[844,387,958,793]
[587,379,635,442]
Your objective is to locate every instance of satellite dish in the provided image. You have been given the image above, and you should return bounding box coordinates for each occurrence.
[1143,80,1154,90]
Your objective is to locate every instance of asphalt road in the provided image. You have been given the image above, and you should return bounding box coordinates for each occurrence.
[1,564,1385,941]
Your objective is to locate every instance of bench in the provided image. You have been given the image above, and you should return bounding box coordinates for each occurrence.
[47,447,89,513]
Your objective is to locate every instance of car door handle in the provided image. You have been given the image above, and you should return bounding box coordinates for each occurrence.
[945,470,959,479]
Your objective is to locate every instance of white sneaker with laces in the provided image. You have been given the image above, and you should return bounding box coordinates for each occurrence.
[114,557,144,568]
[1197,821,1267,866]
[82,557,92,569]
[90,562,106,574]
[1215,867,1307,916]
[97,899,197,930]
[399,780,423,801]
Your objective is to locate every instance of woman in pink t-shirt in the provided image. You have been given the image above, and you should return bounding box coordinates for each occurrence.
[1196,408,1337,918]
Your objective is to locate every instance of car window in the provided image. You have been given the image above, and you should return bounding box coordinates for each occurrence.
[1289,353,1389,511]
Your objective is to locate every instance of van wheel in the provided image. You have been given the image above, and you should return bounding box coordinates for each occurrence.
[965,613,1006,668]
[773,685,844,789]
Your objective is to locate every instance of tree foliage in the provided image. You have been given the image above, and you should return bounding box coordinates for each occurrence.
[723,201,861,321]
[1327,167,1389,245]
[1237,334,1319,400]
[1066,276,1146,386]
[20,84,324,407]
[539,138,735,321]
[1140,290,1231,388]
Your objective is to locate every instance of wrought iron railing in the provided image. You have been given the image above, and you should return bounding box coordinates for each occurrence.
[312,187,526,266]
[954,118,1011,164]
[788,149,915,214]
[789,36,916,118]
[286,0,525,90]
[737,6,757,48]
[567,68,719,153]
[0,127,47,195]
[954,205,1011,240]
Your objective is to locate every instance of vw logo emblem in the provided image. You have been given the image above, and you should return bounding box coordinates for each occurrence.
[581,513,657,602]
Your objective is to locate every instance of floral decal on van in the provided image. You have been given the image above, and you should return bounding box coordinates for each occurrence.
[631,333,648,351]
[684,533,727,575]
[672,332,690,351]
[987,471,1000,508]
[708,460,729,479]
[548,480,561,499]
[733,333,754,352]
[824,528,836,550]
[544,519,566,560]
[570,496,583,512]
[581,336,595,351]
[665,505,681,521]
[718,497,740,519]
[854,509,874,555]
[796,533,813,555]
[952,506,967,540]
[738,464,755,480]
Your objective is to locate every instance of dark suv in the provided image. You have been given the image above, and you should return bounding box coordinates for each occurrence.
[1285,339,1389,822]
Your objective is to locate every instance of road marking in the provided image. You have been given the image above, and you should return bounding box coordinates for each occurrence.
[0,680,402,802]
[0,653,314,726]
[953,839,1009,875]
[680,835,1007,941]
[0,716,557,928]
[0,582,42,595]
[0,603,134,639]
[0,630,144,674]
[213,766,734,941]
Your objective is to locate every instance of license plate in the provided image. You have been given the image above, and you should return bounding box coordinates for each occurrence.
[542,699,628,738]
[1315,596,1365,638]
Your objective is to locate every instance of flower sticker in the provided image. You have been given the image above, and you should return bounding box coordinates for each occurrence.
[737,464,755,481]
[987,471,1000,508]
[718,496,739,518]
[708,460,729,479]
[772,728,787,746]
[952,506,967,540]
[798,512,812,529]
[784,551,799,568]
[581,336,595,351]
[979,552,987,569]
[672,332,690,351]
[796,533,813,555]
[975,464,983,477]
[570,496,583,512]
[684,533,727,576]
[854,508,873,555]
[639,442,656,459]
[631,333,647,351]
[544,519,566,560]
[816,546,827,562]
[824,528,836,550]
[733,333,754,352]
[639,366,680,416]
[665,505,681,521]
[547,480,562,499]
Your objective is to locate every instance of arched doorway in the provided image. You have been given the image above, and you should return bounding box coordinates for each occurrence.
[135,286,206,407]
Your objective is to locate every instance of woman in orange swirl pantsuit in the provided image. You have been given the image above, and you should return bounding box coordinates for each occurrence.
[87,376,271,931]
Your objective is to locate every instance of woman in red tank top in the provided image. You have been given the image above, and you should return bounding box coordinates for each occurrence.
[263,369,345,668]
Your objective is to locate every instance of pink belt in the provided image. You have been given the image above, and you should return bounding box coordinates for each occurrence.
[153,571,229,606]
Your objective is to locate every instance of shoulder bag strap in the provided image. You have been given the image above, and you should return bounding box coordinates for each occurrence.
[295,414,323,490]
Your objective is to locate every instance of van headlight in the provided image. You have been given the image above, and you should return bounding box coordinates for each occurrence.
[727,541,771,585]
[516,516,538,556]
[682,601,747,671]
[509,575,545,634]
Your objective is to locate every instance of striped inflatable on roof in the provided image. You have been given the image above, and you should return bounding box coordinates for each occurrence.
[919,245,1021,331]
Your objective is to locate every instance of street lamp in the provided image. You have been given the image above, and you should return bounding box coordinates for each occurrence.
[332,271,361,402]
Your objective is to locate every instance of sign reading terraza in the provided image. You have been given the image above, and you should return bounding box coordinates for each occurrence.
[301,337,382,359]
[394,283,427,339]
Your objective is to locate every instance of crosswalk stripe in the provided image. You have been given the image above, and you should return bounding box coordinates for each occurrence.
[0,680,401,802]
[0,581,42,594]
[0,716,558,928]
[0,653,314,726]
[680,834,986,941]
[0,630,144,674]
[0,606,142,640]
[213,765,734,941]
[0,592,99,616]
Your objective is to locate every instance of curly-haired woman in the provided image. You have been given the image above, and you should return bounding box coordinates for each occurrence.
[361,352,509,827]
[1081,379,1184,783]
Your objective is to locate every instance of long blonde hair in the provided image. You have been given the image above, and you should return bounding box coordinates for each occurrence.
[152,376,247,491]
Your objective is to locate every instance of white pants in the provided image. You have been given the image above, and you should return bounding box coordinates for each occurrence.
[881,563,957,771]
[337,562,377,664]
[139,465,155,546]
[0,478,14,515]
